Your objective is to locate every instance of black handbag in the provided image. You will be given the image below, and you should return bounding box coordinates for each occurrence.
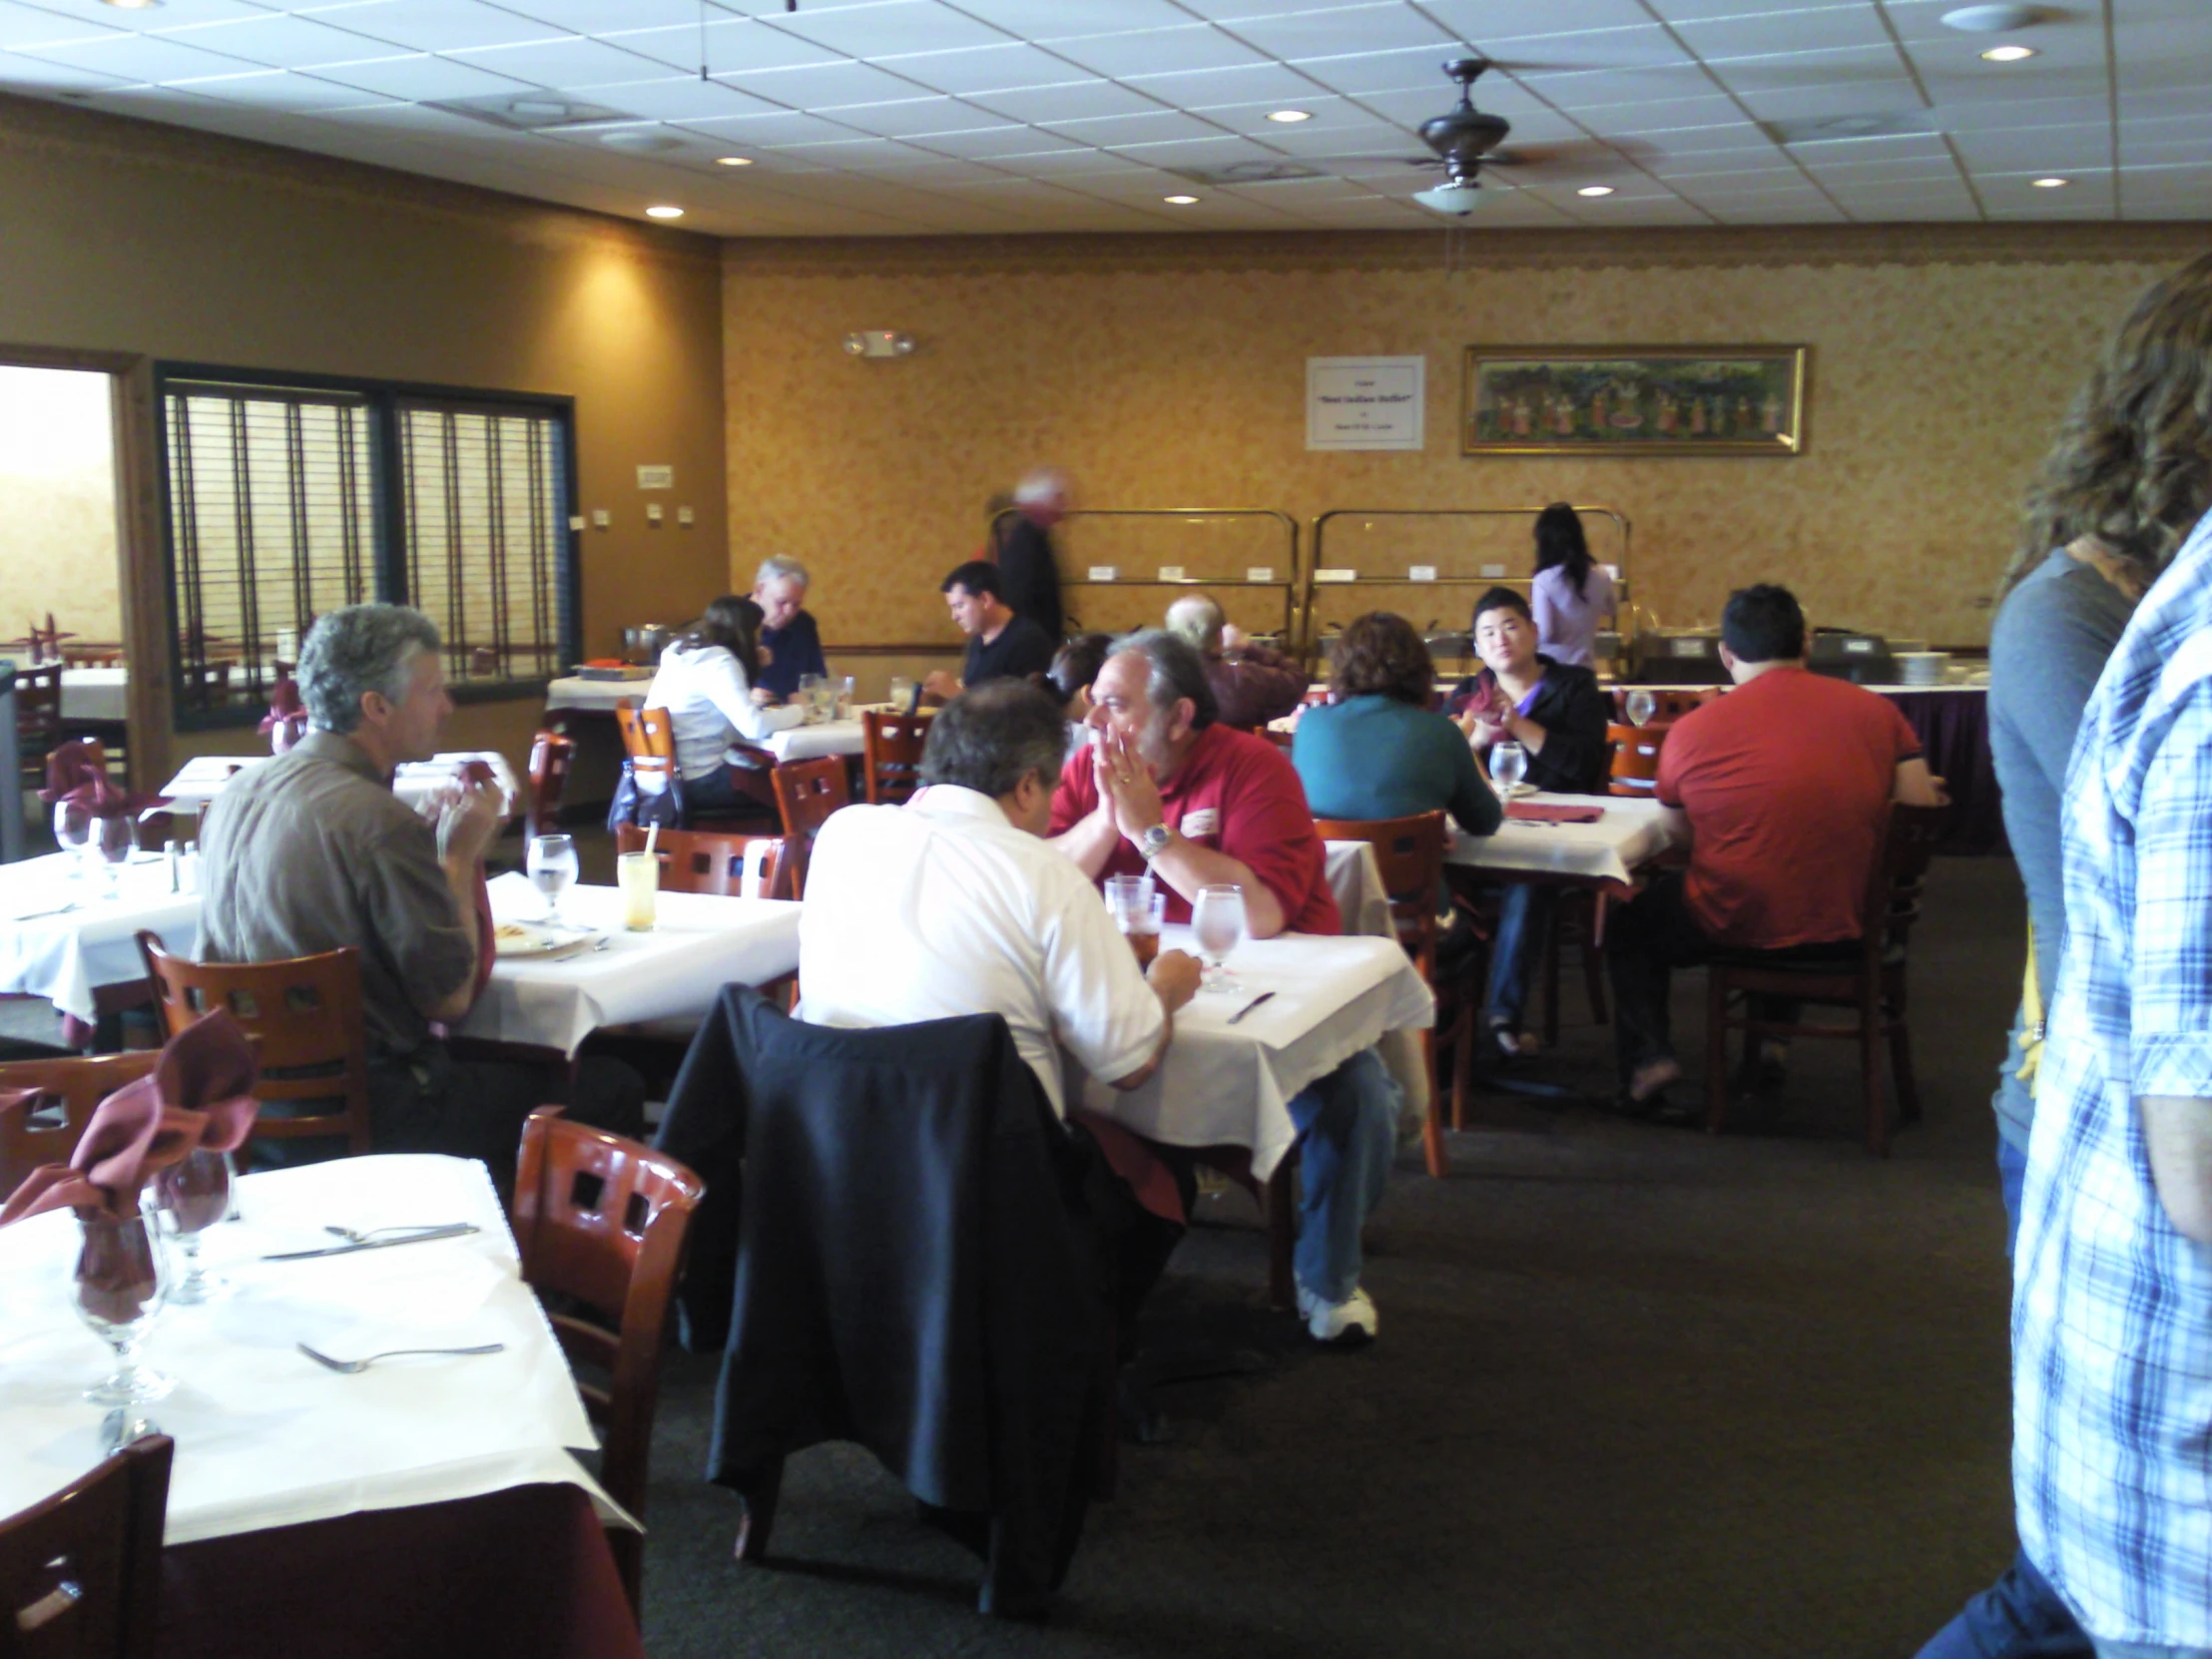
[606,757,686,832]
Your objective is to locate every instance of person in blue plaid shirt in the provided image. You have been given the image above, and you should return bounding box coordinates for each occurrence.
[2015,496,2212,1659]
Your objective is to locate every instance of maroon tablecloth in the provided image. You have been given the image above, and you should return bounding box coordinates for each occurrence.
[157,1483,640,1659]
[1880,688,2003,857]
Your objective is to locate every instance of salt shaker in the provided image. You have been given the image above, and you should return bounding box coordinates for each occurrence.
[164,839,181,895]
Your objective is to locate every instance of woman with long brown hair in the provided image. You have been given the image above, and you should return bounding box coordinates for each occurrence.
[643,594,805,815]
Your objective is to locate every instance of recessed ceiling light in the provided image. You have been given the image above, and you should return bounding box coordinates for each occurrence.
[100,0,161,8]
[1163,194,1199,205]
[645,205,685,219]
[1980,44,2037,61]
[1577,185,1615,198]
[715,155,753,167]
[2032,176,2069,188]
[1266,109,1312,124]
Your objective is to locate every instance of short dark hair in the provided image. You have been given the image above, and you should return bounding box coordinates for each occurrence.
[918,680,1069,799]
[1470,585,1532,632]
[1106,628,1219,731]
[941,560,1002,600]
[1330,612,1433,707]
[1722,584,1806,663]
[1048,632,1112,710]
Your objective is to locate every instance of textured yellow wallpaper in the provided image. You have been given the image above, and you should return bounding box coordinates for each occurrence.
[725,227,2206,652]
[0,364,120,649]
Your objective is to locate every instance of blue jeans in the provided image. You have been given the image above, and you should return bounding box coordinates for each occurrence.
[1483,882,1552,1031]
[1284,1047,1401,1305]
[1911,1138,2089,1659]
[2095,1643,2212,1659]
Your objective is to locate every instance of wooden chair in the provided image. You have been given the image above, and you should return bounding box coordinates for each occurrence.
[860,708,932,805]
[511,1106,703,1618]
[1314,812,1455,1180]
[612,701,675,762]
[0,1433,172,1659]
[135,935,372,1156]
[1613,687,1718,723]
[771,757,849,900]
[614,825,789,900]
[0,1052,160,1192]
[16,662,64,793]
[1702,804,1947,1157]
[528,730,576,835]
[1607,721,1669,799]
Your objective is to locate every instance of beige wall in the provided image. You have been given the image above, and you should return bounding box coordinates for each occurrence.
[0,364,120,650]
[725,227,2210,654]
[0,93,729,775]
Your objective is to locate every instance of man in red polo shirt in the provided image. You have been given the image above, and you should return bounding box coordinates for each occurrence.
[1050,631,1395,1347]
[1609,585,1947,1116]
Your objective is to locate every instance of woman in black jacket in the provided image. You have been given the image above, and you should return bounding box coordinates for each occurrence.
[1447,586,1613,1057]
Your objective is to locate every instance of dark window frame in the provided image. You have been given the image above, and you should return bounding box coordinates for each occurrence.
[153,360,582,734]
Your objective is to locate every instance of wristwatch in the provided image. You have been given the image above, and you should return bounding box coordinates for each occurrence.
[1135,824,1173,862]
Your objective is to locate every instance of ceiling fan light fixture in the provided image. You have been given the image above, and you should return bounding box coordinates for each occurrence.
[1413,180,1490,217]
[1576,185,1614,198]
[1980,44,2037,61]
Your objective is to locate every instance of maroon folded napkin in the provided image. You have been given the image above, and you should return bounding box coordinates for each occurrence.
[258,676,303,736]
[1505,801,1605,825]
[0,1012,260,1225]
[38,739,171,817]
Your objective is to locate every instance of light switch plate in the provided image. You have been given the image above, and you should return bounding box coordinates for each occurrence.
[678,506,695,527]
[592,510,611,529]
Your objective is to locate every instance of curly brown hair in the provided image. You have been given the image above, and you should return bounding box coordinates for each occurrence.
[1330,612,1434,707]
[2011,252,2212,594]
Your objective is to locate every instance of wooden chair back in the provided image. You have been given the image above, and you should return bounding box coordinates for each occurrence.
[0,1052,161,1194]
[0,1433,172,1659]
[614,826,789,900]
[1607,722,1668,797]
[1613,687,1717,723]
[771,757,850,899]
[860,708,932,805]
[613,702,676,763]
[528,730,576,835]
[135,935,372,1154]
[17,662,64,759]
[512,1106,703,1616]
[1312,812,1447,976]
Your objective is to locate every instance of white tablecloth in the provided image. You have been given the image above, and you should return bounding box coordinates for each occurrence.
[463,873,801,1054]
[543,675,652,713]
[0,851,198,1020]
[0,1154,619,1546]
[1075,925,1433,1180]
[1323,839,1392,939]
[158,751,519,816]
[1445,794,1682,887]
[754,720,865,764]
[60,667,128,722]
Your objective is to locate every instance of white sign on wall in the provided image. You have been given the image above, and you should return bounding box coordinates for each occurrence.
[1306,355,1425,451]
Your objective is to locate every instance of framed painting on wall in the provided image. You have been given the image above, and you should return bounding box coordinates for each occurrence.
[1462,345,1808,457]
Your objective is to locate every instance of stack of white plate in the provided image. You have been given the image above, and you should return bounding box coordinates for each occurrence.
[1895,651,1950,686]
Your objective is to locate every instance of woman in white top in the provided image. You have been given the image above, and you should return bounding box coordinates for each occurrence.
[644,595,806,814]
[1527,503,1617,669]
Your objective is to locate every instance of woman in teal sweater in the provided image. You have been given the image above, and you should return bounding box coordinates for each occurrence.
[1293,612,1501,837]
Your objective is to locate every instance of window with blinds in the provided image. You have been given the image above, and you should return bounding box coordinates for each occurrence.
[159,369,576,725]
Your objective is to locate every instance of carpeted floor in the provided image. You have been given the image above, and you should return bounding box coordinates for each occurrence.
[636,854,2027,1659]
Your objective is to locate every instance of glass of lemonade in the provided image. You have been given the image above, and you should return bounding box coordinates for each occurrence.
[617,850,658,932]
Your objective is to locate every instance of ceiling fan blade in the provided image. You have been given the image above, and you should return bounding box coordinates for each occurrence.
[1293,155,1444,168]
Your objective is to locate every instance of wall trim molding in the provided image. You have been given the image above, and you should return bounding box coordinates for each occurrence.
[0,91,720,274]
[725,223,2209,279]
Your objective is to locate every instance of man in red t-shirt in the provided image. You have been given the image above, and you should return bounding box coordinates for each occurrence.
[1610,585,1947,1115]
[1049,631,1393,1347]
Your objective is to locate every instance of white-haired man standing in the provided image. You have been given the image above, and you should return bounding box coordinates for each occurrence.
[750,555,827,704]
[995,468,1068,643]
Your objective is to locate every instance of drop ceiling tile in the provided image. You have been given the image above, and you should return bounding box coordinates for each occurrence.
[1258,120,1430,159]
[1937,94,2113,133]
[2122,85,2212,122]
[1474,23,1700,73]
[1416,0,1654,33]
[1629,125,1791,159]
[288,52,537,100]
[965,79,1167,122]
[166,67,412,110]
[1952,125,2111,172]
[0,52,127,91]
[1802,153,1961,187]
[1105,132,1285,166]
[296,1,575,54]
[1293,45,1484,96]
[2126,137,2212,168]
[818,95,1022,137]
[488,0,720,31]
[1730,79,1929,123]
[961,145,1145,176]
[605,18,842,75]
[1051,25,1275,78]
[1119,61,1326,107]
[902,124,1089,158]
[1643,0,1864,22]
[1351,77,1551,125]
[156,12,410,71]
[1671,7,1894,59]
[311,98,528,135]
[715,58,934,107]
[1186,92,1388,131]
[763,0,1013,59]
[1514,65,1722,111]
[1572,94,1748,134]
[749,134,935,166]
[671,109,878,145]
[561,75,784,122]
[869,41,1092,95]
[950,1,1197,38]
[1036,108,1229,145]
[1700,42,1910,90]
[1188,0,1420,15]
[25,0,265,34]
[14,30,260,82]
[0,2,116,51]
[449,35,680,89]
[1210,4,1456,58]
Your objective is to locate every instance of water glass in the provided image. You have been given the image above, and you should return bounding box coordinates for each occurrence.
[1191,883,1248,993]
[797,674,827,725]
[95,815,134,897]
[1491,741,1529,795]
[887,675,915,710]
[527,833,579,925]
[74,1207,172,1406]
[54,801,91,879]
[835,675,856,720]
[1625,690,1658,728]
[153,1149,232,1305]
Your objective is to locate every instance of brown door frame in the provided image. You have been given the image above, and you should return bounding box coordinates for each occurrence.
[0,343,169,790]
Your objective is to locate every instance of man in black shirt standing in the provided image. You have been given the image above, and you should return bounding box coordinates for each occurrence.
[922,562,1056,703]
[994,468,1068,642]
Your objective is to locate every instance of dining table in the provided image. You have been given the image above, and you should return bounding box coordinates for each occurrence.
[155,751,521,819]
[0,849,198,1024]
[59,665,130,723]
[0,1153,641,1659]
[1445,793,1685,893]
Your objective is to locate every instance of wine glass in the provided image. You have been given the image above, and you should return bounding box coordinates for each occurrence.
[53,800,91,882]
[94,815,134,898]
[1191,883,1248,994]
[74,1206,173,1405]
[526,833,579,926]
[153,1149,232,1305]
[1491,741,1529,796]
[1625,689,1658,728]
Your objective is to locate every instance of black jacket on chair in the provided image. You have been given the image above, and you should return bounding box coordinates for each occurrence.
[654,986,1110,1617]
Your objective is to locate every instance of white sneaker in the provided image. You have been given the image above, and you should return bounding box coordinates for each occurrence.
[1296,1284,1378,1347]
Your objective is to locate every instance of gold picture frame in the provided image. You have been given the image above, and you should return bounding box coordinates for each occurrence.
[1463,345,1808,457]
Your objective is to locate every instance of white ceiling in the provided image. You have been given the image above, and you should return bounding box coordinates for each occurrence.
[0,0,2204,235]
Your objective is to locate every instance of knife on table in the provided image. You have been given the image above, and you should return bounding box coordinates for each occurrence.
[262,1223,480,1261]
[1228,991,1277,1025]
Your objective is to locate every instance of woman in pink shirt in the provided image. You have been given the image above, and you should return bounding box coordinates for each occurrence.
[1528,503,1616,669]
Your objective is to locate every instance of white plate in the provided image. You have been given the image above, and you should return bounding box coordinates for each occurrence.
[492,922,594,960]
